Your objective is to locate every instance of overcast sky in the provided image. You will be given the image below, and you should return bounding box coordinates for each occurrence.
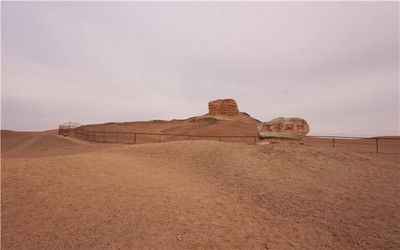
[1,1,399,136]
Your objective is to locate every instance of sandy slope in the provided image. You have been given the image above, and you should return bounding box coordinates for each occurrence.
[1,130,114,158]
[79,113,260,136]
[1,131,399,249]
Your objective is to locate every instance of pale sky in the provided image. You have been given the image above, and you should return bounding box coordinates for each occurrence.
[1,1,399,136]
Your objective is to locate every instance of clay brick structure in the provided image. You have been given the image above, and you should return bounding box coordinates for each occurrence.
[208,99,240,116]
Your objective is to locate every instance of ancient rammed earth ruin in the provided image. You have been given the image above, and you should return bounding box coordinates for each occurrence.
[208,99,240,116]
[207,98,309,141]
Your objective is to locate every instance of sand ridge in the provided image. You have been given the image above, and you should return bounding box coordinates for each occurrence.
[1,130,115,158]
[79,113,260,136]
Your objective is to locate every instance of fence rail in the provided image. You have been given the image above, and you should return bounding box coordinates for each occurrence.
[72,128,258,144]
[58,122,82,136]
[303,136,399,154]
[62,127,400,154]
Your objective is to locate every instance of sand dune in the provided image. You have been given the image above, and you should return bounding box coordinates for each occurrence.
[79,113,260,136]
[1,130,113,158]
[1,130,399,249]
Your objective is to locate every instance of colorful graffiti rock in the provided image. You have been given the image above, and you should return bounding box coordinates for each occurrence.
[258,117,309,140]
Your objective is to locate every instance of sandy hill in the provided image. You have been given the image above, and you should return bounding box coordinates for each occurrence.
[1,130,399,249]
[81,113,260,136]
[1,129,112,158]
[79,99,261,136]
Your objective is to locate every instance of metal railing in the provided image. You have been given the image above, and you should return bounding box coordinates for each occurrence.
[73,128,258,144]
[58,122,82,136]
[303,136,399,154]
[69,127,399,154]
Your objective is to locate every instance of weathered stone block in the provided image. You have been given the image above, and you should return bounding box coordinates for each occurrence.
[258,117,309,140]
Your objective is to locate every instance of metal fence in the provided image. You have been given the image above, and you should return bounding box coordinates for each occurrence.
[58,122,82,136]
[72,128,258,144]
[303,136,399,154]
[69,127,399,154]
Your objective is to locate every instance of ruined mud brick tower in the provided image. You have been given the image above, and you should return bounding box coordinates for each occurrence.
[208,99,240,116]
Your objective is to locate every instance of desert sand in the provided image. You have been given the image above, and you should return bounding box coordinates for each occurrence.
[79,113,260,136]
[1,127,399,249]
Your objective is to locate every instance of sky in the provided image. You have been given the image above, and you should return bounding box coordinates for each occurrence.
[1,1,399,136]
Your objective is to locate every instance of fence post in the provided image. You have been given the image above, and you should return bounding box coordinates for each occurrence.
[254,137,257,144]
[376,138,379,153]
[333,137,335,148]
[134,134,137,144]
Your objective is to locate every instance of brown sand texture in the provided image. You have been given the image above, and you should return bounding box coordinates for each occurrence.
[79,113,259,136]
[74,113,260,145]
[1,124,399,249]
[75,114,399,154]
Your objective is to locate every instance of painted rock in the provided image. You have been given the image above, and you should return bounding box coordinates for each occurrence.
[258,117,309,140]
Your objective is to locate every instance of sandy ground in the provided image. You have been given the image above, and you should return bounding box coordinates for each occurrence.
[76,115,400,154]
[79,113,260,136]
[1,130,399,249]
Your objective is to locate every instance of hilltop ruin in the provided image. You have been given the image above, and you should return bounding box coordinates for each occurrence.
[208,99,240,116]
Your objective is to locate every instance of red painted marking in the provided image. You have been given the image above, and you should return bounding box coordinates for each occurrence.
[263,124,272,131]
[273,123,282,132]
[285,124,294,131]
[263,122,306,132]
[296,124,305,131]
